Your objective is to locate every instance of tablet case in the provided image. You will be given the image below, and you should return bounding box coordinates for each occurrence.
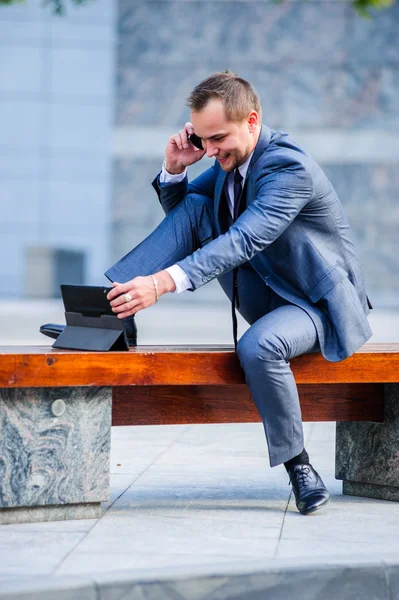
[53,284,129,352]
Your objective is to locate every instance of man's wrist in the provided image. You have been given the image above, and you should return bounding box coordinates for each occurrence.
[163,158,185,175]
[153,270,176,295]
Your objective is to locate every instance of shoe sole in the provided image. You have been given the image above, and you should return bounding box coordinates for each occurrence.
[299,496,330,515]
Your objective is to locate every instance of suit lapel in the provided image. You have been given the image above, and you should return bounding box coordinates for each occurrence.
[244,125,272,182]
[214,125,272,232]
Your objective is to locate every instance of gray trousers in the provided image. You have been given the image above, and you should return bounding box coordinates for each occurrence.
[106,193,321,467]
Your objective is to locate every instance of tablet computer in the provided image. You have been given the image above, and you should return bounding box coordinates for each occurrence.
[53,284,129,351]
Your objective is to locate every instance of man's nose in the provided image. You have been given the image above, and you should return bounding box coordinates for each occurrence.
[205,142,218,158]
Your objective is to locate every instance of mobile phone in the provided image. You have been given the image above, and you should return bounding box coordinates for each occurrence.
[188,132,203,150]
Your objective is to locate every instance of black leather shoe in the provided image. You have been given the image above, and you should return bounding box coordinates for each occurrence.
[288,463,330,515]
[40,323,65,340]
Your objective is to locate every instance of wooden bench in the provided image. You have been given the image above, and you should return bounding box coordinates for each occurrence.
[0,343,398,524]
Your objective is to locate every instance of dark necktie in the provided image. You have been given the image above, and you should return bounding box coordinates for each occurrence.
[231,169,243,349]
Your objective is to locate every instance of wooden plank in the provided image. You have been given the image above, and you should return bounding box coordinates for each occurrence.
[0,343,398,354]
[0,344,398,388]
[112,383,384,425]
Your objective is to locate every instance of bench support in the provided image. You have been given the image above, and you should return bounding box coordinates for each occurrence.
[336,384,399,501]
[0,386,111,525]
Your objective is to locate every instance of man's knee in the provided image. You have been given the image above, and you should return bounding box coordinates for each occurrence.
[237,326,284,369]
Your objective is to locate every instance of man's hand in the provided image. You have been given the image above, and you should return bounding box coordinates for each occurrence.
[165,121,206,174]
[107,271,176,319]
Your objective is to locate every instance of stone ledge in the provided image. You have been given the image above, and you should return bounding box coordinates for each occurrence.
[2,557,399,600]
[0,502,102,526]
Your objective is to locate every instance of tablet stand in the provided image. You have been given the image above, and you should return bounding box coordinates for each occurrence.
[53,311,129,351]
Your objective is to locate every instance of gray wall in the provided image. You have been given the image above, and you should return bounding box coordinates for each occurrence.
[0,0,116,297]
[113,0,399,307]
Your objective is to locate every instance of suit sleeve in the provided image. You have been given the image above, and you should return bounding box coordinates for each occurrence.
[152,163,217,215]
[176,158,313,289]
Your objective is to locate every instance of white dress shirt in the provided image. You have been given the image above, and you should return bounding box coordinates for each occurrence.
[161,152,254,293]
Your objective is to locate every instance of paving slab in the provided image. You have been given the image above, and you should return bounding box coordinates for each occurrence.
[3,558,399,600]
[90,560,393,600]
[1,421,399,597]
[0,576,96,600]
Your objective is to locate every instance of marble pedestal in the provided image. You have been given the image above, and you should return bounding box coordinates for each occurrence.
[336,384,399,501]
[0,386,112,524]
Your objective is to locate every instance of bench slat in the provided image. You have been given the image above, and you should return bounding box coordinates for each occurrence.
[0,344,397,388]
[112,383,384,425]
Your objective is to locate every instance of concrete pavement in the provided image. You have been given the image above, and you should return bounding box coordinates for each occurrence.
[2,420,399,598]
[0,298,398,599]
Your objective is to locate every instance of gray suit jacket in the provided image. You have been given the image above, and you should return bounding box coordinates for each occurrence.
[154,125,372,362]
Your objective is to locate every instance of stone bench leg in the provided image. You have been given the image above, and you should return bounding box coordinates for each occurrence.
[336,384,399,501]
[0,386,111,525]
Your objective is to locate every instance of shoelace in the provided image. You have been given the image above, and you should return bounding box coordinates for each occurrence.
[289,466,311,489]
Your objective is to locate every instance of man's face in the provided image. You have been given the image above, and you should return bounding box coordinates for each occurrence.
[190,99,259,172]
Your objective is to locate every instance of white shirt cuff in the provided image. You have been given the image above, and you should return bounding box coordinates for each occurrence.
[165,265,192,294]
[160,161,187,184]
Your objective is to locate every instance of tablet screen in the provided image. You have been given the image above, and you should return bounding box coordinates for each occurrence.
[60,284,114,317]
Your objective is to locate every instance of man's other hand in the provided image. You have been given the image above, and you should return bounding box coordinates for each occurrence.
[107,271,176,319]
[165,121,206,174]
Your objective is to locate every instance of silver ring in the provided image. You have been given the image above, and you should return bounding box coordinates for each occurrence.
[124,293,132,303]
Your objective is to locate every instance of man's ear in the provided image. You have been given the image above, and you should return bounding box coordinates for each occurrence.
[248,111,259,132]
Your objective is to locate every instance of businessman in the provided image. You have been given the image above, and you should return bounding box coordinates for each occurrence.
[105,71,372,515]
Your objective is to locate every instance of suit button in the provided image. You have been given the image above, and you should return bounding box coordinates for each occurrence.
[215,268,221,275]
[202,276,208,283]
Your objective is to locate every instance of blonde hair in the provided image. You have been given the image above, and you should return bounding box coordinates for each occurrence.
[187,71,262,122]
